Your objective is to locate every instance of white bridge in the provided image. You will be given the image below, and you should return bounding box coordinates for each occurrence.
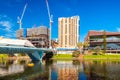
[0,38,53,61]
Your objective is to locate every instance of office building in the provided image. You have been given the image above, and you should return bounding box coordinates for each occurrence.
[85,30,120,53]
[58,16,80,48]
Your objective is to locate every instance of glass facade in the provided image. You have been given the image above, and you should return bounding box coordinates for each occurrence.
[85,31,120,52]
[89,36,120,49]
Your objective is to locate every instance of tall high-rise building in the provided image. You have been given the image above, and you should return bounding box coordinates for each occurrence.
[58,16,80,48]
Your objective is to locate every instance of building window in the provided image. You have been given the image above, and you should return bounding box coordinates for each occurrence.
[65,24,67,34]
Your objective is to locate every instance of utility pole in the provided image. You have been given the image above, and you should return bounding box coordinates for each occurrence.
[46,0,53,49]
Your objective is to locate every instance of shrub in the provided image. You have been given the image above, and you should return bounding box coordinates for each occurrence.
[99,50,104,55]
[92,53,97,55]
[43,51,53,60]
[94,46,101,55]
[72,51,80,57]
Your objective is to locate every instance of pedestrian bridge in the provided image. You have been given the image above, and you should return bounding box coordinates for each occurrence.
[0,38,53,61]
[0,46,53,61]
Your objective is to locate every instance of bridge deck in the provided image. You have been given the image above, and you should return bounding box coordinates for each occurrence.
[0,46,52,54]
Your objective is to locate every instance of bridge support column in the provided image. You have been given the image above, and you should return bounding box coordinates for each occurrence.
[27,51,44,61]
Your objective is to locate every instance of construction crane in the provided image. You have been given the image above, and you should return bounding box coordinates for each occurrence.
[46,0,53,48]
[17,3,28,29]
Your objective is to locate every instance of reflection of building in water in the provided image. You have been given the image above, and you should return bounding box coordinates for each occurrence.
[8,64,24,74]
[85,61,120,80]
[58,67,78,80]
[0,64,24,76]
[0,68,7,75]
[51,61,78,80]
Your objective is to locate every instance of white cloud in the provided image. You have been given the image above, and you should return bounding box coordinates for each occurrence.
[0,15,16,38]
[117,28,120,32]
[4,31,16,38]
[0,21,12,32]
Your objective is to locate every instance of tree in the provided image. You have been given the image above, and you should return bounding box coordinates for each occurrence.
[72,51,80,57]
[103,30,106,54]
[77,42,83,49]
[83,41,89,49]
[77,42,83,54]
[94,46,101,55]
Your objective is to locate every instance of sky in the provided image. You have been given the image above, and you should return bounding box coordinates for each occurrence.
[0,0,120,42]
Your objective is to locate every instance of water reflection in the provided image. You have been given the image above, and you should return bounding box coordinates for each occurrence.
[50,64,58,80]
[0,59,120,80]
[0,59,48,80]
[84,60,120,80]
[50,60,86,80]
[0,60,24,77]
[8,64,24,74]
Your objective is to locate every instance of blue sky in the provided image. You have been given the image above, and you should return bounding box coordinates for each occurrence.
[0,0,120,42]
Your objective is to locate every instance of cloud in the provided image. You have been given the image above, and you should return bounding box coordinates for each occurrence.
[0,15,16,38]
[117,28,120,32]
[0,15,9,21]
[0,21,12,32]
[0,15,13,31]
[4,31,16,38]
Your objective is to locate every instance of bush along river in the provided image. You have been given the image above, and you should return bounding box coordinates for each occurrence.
[0,59,120,80]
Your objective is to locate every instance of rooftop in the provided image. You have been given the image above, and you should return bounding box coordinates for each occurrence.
[85,30,120,41]
[88,30,120,36]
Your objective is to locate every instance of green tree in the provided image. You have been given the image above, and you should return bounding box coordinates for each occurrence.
[83,41,89,49]
[94,46,101,55]
[103,30,106,54]
[77,42,83,54]
[77,42,83,48]
[72,51,80,57]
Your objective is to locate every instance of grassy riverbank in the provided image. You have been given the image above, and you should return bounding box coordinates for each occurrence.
[52,54,120,60]
[52,54,73,59]
[83,54,120,60]
[0,54,8,62]
[0,54,8,59]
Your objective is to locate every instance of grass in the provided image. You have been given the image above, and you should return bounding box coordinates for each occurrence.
[0,54,8,62]
[52,54,73,59]
[84,54,120,60]
[52,53,120,60]
[0,54,8,59]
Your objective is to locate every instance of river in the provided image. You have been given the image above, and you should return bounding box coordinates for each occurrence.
[0,59,120,80]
